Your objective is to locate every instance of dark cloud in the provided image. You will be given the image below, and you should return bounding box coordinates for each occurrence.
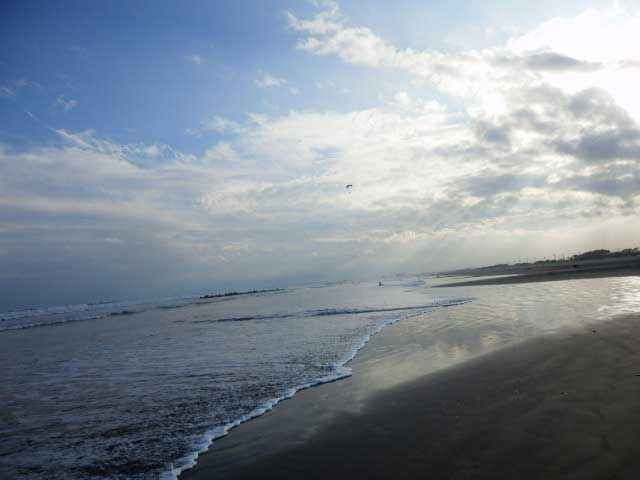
[567,88,635,129]
[521,52,602,72]
[509,108,557,134]
[451,86,640,208]
[617,60,640,69]
[474,121,511,146]
[560,164,640,199]
[492,53,602,73]
[570,174,640,198]
[472,87,640,164]
[554,129,640,163]
[460,173,547,197]
[555,90,640,162]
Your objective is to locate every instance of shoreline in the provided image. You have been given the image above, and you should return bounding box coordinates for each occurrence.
[169,298,470,479]
[183,311,640,479]
[180,271,640,480]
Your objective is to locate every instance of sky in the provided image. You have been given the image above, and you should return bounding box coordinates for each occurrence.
[2,0,640,309]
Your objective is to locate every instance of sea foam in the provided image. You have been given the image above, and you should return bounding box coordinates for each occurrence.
[160,297,471,479]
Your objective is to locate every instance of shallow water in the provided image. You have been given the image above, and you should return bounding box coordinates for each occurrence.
[0,279,466,479]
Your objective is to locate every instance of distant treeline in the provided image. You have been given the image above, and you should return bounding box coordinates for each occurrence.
[200,288,283,300]
[528,248,640,265]
[474,247,640,271]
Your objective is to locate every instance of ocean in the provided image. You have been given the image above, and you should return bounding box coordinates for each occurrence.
[0,277,468,479]
[2,275,639,479]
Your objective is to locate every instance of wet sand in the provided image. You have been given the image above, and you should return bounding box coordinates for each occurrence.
[182,307,640,480]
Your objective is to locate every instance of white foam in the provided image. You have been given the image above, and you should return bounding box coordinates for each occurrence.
[0,303,91,322]
[160,297,471,480]
[0,314,108,331]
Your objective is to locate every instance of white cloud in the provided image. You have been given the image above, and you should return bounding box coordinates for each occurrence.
[201,141,239,163]
[285,0,341,35]
[507,8,640,62]
[104,237,124,244]
[255,72,289,88]
[287,3,640,122]
[4,3,640,304]
[3,83,640,302]
[202,116,243,133]
[393,91,411,107]
[185,53,205,65]
[55,95,79,112]
[505,7,640,121]
[0,79,31,100]
[185,115,246,137]
[0,85,17,99]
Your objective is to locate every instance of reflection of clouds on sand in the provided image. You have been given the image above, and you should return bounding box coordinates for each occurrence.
[597,276,640,319]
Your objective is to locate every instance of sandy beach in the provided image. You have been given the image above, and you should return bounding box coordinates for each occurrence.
[182,281,640,480]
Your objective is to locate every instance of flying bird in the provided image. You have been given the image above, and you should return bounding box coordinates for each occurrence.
[346,184,353,189]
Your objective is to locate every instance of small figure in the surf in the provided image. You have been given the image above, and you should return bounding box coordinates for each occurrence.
[378,281,383,287]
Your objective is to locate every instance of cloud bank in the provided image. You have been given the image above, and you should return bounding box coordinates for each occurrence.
[2,2,640,307]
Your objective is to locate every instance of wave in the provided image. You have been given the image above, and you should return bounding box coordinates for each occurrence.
[310,303,451,317]
[0,290,287,332]
[191,302,469,326]
[0,314,109,331]
[160,297,472,480]
[193,313,294,324]
[0,303,91,322]
[2,297,459,332]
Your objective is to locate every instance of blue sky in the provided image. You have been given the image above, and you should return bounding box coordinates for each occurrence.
[2,0,640,309]
[1,0,612,152]
[2,1,405,152]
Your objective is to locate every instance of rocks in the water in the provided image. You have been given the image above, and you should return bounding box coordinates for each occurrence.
[200,288,282,300]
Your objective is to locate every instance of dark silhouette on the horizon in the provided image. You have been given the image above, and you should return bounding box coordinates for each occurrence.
[433,246,640,288]
[200,288,282,300]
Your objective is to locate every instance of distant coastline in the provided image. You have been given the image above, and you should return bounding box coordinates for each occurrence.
[434,248,640,287]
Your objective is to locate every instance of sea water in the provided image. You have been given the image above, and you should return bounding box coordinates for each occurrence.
[0,278,467,479]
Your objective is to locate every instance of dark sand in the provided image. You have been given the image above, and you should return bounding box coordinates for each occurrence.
[183,309,640,480]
